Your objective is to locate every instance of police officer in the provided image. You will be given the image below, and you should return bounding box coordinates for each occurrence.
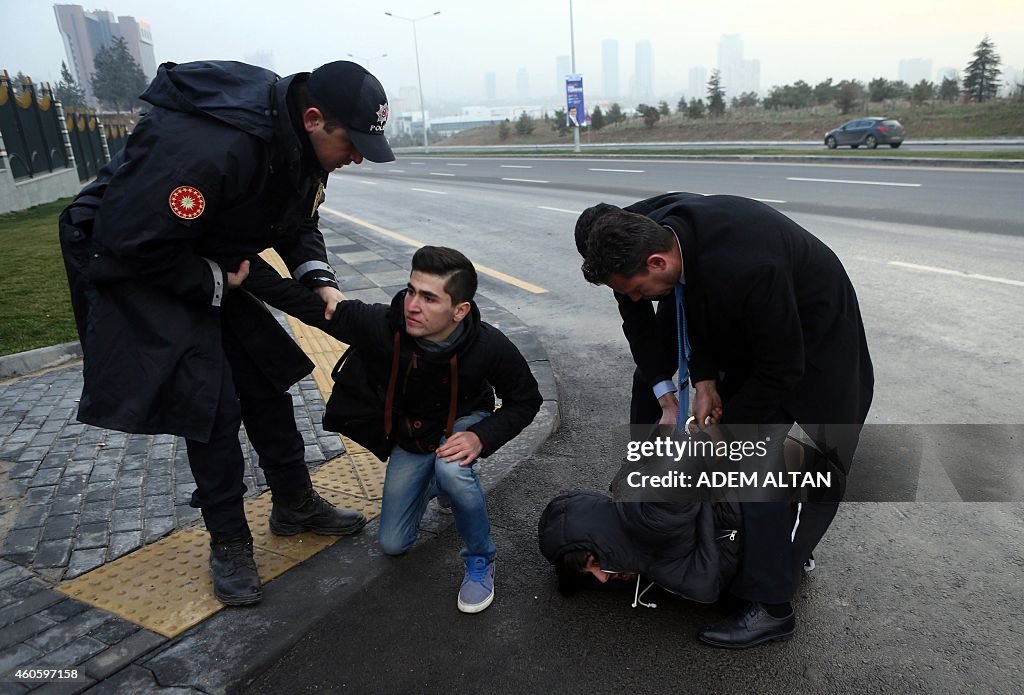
[59,60,396,605]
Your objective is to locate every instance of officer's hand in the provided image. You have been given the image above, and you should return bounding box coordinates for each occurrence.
[693,380,723,429]
[436,431,483,467]
[314,286,344,320]
[226,260,250,289]
[657,391,679,426]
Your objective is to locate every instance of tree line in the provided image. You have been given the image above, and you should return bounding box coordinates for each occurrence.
[52,36,147,113]
[576,35,1016,131]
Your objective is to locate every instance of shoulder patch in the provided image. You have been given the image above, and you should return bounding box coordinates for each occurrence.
[169,185,206,220]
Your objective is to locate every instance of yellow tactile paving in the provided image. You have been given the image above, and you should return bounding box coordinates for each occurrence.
[57,250,390,637]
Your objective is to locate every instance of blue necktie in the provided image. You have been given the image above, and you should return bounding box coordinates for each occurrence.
[675,283,692,432]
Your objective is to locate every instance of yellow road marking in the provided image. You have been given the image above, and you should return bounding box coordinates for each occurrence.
[320,205,548,294]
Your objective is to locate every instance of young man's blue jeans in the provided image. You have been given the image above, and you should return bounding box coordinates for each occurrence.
[378,411,496,562]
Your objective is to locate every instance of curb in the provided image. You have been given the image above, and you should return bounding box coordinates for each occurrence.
[0,341,82,380]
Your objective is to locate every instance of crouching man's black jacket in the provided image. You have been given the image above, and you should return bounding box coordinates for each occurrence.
[248,264,542,457]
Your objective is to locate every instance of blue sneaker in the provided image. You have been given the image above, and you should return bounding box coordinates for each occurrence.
[457,556,495,613]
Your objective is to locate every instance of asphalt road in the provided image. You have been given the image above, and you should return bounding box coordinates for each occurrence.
[248,158,1024,693]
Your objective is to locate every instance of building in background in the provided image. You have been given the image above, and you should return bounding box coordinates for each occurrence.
[516,68,530,101]
[899,58,933,86]
[602,39,619,99]
[54,4,156,108]
[717,33,760,98]
[485,72,497,102]
[634,40,653,103]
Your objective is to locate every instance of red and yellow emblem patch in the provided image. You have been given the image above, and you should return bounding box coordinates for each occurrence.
[169,185,205,220]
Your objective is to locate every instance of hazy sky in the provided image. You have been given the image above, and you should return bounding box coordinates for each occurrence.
[3,0,1022,106]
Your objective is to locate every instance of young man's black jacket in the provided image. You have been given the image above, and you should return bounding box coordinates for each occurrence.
[538,490,743,604]
[248,267,542,457]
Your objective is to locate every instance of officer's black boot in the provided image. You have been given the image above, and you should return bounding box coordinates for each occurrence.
[269,488,367,536]
[209,536,262,606]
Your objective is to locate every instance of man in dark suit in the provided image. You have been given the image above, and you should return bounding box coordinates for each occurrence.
[578,193,873,648]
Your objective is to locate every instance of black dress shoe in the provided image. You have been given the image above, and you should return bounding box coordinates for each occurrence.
[209,537,262,606]
[698,602,795,649]
[269,488,367,536]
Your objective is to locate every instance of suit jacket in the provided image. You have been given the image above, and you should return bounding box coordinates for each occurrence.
[618,193,873,426]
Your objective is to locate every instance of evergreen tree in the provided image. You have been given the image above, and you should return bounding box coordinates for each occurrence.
[606,102,624,124]
[638,104,660,128]
[686,98,706,119]
[813,78,837,105]
[732,91,759,108]
[676,95,687,113]
[54,61,86,108]
[706,70,726,117]
[962,35,1002,103]
[938,74,960,102]
[657,100,670,116]
[515,111,535,136]
[834,80,864,114]
[91,37,148,113]
[498,119,511,141]
[910,80,935,106]
[552,108,569,135]
[868,77,894,103]
[590,105,605,130]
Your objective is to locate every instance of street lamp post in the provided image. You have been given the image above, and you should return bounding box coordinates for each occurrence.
[347,52,388,69]
[569,0,580,153]
[385,10,440,153]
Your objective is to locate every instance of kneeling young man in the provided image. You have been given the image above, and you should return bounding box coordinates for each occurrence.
[254,246,542,612]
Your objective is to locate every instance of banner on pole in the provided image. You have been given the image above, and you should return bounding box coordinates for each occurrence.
[565,74,587,128]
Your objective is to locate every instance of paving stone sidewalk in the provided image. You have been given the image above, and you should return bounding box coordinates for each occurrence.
[0,219,558,693]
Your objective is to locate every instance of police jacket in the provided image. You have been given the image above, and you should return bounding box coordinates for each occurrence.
[59,61,340,442]
[617,193,874,430]
[538,490,743,604]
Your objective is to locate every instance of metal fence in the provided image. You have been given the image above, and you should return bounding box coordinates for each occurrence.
[1,69,137,184]
[0,71,72,180]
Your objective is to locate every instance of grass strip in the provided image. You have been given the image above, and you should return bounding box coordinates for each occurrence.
[0,198,78,356]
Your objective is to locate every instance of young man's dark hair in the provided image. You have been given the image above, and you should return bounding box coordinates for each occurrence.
[582,210,674,285]
[412,245,478,304]
[554,548,591,596]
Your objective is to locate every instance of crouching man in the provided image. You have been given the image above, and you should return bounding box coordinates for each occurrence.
[253,246,542,612]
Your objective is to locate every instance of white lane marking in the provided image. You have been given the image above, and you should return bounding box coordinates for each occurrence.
[320,206,548,294]
[502,177,549,183]
[388,169,406,173]
[501,164,533,168]
[589,168,645,173]
[889,261,1024,288]
[356,180,378,185]
[787,177,921,188]
[410,188,448,195]
[410,162,427,166]
[538,206,582,214]
[446,163,468,166]
[429,172,456,177]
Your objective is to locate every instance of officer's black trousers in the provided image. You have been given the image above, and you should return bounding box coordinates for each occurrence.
[185,323,312,541]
